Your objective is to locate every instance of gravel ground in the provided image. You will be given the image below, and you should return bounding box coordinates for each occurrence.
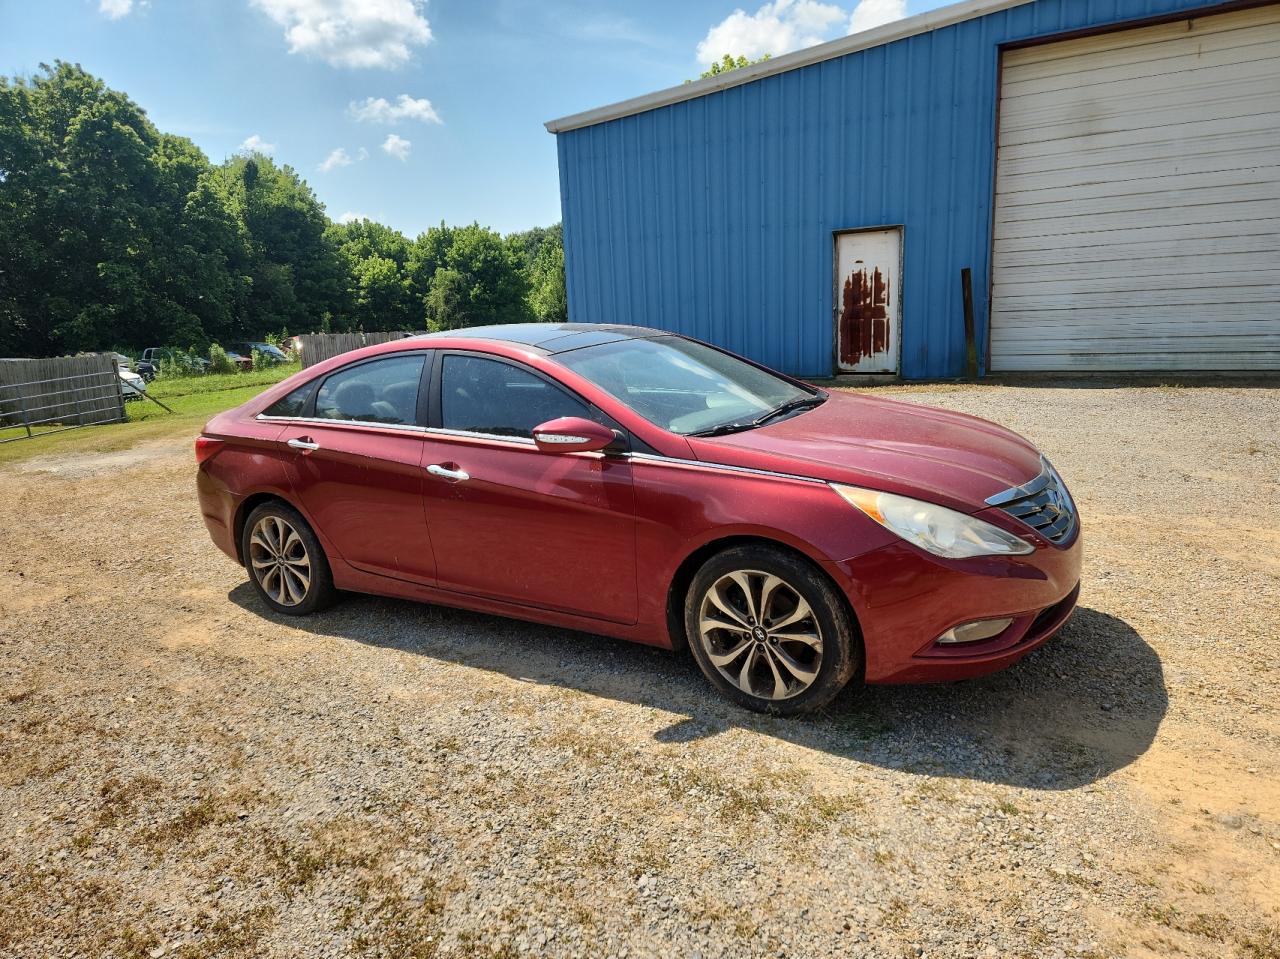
[1,381,1278,959]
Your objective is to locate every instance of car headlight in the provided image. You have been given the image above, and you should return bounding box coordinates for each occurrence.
[832,484,1034,559]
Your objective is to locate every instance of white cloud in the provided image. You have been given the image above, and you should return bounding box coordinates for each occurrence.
[238,134,276,154]
[98,0,135,19]
[319,147,353,171]
[348,94,441,125]
[337,211,368,224]
[250,0,433,69]
[696,0,845,65]
[849,0,906,33]
[381,133,411,161]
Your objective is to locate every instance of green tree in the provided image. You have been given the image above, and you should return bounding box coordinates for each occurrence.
[690,53,772,83]
[211,153,347,336]
[418,223,531,331]
[507,223,562,272]
[527,235,567,321]
[0,62,246,355]
[326,218,418,331]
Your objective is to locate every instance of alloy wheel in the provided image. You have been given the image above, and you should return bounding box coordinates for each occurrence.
[696,569,823,701]
[248,514,311,607]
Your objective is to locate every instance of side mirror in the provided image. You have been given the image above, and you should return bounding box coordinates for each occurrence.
[531,416,616,454]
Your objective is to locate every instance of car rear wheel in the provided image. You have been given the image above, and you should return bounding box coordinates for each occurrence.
[241,502,336,616]
[685,545,860,715]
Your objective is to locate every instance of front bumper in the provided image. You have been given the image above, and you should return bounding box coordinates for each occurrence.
[825,524,1083,684]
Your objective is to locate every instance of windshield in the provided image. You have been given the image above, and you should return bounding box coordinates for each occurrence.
[556,335,818,436]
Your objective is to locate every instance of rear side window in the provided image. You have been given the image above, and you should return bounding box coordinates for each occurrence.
[315,355,425,425]
[440,354,589,438]
[262,382,314,418]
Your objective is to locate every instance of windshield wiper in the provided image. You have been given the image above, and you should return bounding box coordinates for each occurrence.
[687,420,757,438]
[688,394,826,438]
[752,394,825,428]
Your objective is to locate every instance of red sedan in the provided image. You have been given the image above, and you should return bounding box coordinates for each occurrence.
[197,324,1081,714]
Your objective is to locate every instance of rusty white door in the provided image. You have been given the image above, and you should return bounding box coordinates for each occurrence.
[835,228,900,374]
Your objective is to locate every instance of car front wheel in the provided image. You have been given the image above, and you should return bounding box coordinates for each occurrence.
[241,502,336,616]
[685,545,861,715]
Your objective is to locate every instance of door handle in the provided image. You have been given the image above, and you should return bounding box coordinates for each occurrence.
[427,464,469,482]
[287,438,320,452]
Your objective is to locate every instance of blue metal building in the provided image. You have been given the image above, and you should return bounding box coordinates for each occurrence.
[547,0,1280,378]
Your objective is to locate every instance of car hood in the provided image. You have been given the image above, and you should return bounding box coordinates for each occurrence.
[684,391,1044,513]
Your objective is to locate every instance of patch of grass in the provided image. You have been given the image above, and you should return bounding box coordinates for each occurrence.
[455,932,520,959]
[343,874,444,959]
[1048,868,1094,889]
[1239,923,1280,959]
[881,896,909,931]
[807,793,866,825]
[1181,913,1230,941]
[98,774,163,827]
[996,799,1021,816]
[148,364,300,400]
[69,832,93,851]
[139,788,255,851]
[544,727,624,764]
[262,817,384,892]
[1145,902,1182,928]
[177,905,277,958]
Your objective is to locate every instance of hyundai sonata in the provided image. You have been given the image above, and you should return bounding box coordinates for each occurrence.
[197,324,1080,714]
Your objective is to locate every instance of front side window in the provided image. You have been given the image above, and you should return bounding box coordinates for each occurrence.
[556,336,815,435]
[314,354,425,425]
[440,354,589,438]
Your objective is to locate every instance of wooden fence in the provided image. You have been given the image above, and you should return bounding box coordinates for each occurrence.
[296,331,413,368]
[0,354,126,437]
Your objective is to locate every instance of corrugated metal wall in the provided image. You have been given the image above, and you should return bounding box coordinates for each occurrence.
[556,0,1234,379]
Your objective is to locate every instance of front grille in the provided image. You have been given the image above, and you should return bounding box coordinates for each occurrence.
[986,460,1077,545]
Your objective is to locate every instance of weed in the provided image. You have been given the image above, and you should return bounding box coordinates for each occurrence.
[178,905,276,958]
[1182,913,1230,941]
[881,896,909,931]
[1238,923,1280,959]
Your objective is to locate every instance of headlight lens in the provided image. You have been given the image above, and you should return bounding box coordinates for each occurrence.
[832,484,1034,559]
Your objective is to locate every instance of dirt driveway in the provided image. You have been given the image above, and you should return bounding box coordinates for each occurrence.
[2,381,1278,959]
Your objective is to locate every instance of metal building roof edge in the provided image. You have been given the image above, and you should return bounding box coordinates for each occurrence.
[544,0,1036,134]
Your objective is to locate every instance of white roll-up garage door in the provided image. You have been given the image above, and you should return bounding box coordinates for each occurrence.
[990,5,1280,371]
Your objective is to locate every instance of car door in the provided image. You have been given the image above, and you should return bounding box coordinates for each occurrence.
[273,352,437,584]
[420,351,638,624]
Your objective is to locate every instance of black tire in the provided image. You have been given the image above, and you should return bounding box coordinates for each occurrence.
[684,544,861,715]
[240,501,337,616]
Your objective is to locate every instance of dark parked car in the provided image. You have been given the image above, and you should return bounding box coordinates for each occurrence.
[137,347,211,380]
[196,324,1080,714]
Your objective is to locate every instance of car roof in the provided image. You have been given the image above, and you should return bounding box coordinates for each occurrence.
[413,322,671,354]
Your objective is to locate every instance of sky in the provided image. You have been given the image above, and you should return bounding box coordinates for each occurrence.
[2,0,951,237]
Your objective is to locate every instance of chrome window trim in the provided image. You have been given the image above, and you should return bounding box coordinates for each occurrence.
[426,426,536,447]
[256,413,425,433]
[627,452,827,485]
[256,413,537,447]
